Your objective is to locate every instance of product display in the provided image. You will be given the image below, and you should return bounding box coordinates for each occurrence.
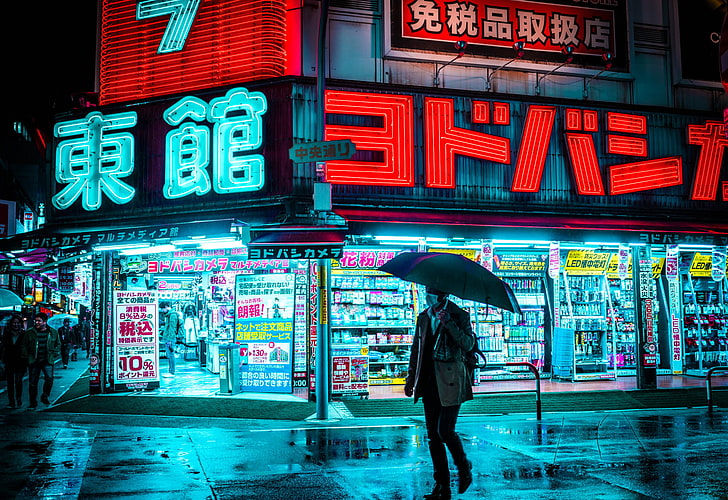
[556,272,616,381]
[457,275,547,381]
[681,263,728,375]
[331,273,415,392]
[606,277,637,372]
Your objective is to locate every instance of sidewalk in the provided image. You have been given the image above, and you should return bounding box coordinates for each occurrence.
[0,352,89,410]
[4,355,727,420]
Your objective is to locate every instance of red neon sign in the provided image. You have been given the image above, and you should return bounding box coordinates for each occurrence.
[322,90,716,201]
[100,0,291,105]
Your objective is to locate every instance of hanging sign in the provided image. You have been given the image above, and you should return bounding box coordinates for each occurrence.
[617,245,629,280]
[548,242,560,278]
[564,250,610,275]
[689,253,713,277]
[711,246,727,281]
[480,240,493,271]
[289,139,355,163]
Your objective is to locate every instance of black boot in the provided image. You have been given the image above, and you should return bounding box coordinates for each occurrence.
[424,483,451,500]
[458,459,473,494]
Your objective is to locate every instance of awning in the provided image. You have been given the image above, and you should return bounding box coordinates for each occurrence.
[247,225,347,260]
[336,208,728,246]
[0,218,240,253]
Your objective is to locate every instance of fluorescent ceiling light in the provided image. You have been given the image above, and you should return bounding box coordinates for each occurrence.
[171,236,208,245]
[93,243,148,252]
[201,240,243,250]
[493,239,552,245]
[584,242,621,247]
[678,244,714,250]
[120,244,176,256]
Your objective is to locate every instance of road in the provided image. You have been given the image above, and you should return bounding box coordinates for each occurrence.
[2,405,727,499]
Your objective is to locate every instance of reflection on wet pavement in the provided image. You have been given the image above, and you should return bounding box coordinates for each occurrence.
[2,409,727,499]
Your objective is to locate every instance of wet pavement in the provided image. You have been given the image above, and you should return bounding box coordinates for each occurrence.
[1,405,728,499]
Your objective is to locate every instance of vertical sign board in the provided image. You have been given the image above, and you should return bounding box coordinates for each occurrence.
[665,244,682,373]
[293,267,309,389]
[113,291,160,391]
[234,273,295,393]
[634,245,657,388]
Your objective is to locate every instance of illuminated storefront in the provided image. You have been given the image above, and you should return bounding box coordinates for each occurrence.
[2,0,727,399]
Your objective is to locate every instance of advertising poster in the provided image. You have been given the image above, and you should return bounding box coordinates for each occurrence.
[492,253,546,275]
[235,273,295,393]
[112,290,159,390]
[564,250,610,275]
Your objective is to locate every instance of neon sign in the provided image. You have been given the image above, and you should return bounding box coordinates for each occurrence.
[53,112,138,211]
[100,0,288,105]
[136,0,201,53]
[53,88,267,211]
[323,90,718,201]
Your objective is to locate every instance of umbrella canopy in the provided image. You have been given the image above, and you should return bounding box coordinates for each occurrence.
[378,251,522,314]
[48,314,79,330]
[0,288,24,310]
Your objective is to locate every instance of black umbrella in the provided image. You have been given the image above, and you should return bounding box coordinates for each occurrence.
[378,251,522,314]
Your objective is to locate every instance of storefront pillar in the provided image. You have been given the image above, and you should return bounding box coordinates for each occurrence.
[634,245,657,389]
[316,258,331,418]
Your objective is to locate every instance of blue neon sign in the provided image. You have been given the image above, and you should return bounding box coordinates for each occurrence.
[52,88,268,212]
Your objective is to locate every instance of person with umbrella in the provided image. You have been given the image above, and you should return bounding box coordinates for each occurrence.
[404,287,475,499]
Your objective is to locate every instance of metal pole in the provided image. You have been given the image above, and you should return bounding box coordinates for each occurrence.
[314,0,331,420]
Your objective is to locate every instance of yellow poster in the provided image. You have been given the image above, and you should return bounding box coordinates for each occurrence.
[564,250,610,275]
[690,253,713,277]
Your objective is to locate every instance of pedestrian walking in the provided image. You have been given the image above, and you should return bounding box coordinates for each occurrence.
[22,312,61,408]
[159,301,181,378]
[77,316,91,358]
[70,320,82,361]
[404,287,476,500]
[57,318,74,368]
[1,314,28,408]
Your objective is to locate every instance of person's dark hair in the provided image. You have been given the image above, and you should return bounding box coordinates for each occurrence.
[159,301,170,309]
[426,287,448,300]
[9,314,23,327]
[34,312,49,322]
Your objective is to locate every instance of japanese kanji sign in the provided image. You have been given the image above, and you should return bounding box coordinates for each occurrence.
[392,0,628,68]
[247,246,344,261]
[288,139,355,163]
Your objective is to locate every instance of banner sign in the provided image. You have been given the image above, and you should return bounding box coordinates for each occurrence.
[690,252,714,277]
[391,0,628,68]
[711,246,727,281]
[492,252,546,274]
[564,250,610,275]
[112,290,159,390]
[234,273,295,393]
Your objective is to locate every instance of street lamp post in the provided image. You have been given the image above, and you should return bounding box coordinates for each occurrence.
[315,0,331,420]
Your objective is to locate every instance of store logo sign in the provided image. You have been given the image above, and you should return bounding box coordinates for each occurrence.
[52,88,267,212]
[323,90,725,202]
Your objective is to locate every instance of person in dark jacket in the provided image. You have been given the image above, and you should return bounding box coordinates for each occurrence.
[405,287,476,500]
[22,312,61,408]
[1,314,28,408]
[57,318,74,368]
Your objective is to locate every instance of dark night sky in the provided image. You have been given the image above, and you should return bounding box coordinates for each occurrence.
[1,2,98,126]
